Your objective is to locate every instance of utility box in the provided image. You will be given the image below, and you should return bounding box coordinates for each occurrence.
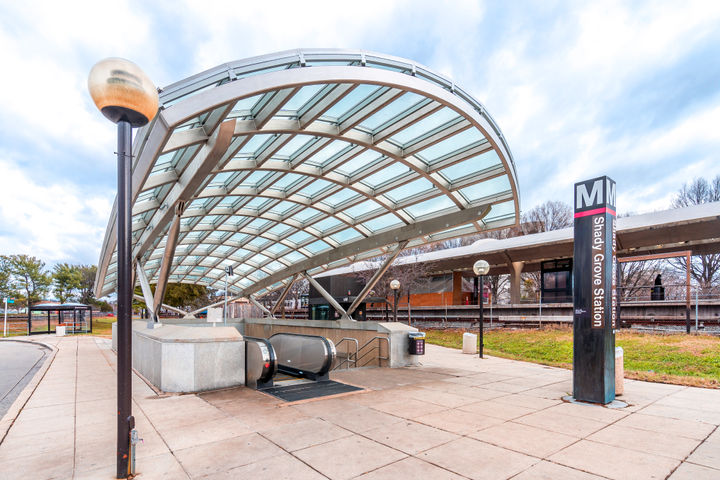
[408,332,426,355]
[462,332,477,354]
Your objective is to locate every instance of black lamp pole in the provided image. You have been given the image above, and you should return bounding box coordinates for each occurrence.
[478,274,484,358]
[89,57,158,479]
[393,289,399,322]
[116,120,133,478]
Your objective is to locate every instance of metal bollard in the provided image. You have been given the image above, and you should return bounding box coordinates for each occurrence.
[615,347,624,395]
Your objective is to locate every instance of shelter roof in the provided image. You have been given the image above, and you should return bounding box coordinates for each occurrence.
[318,201,720,277]
[95,49,520,298]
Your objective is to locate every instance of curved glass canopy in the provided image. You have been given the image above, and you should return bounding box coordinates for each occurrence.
[95,49,520,300]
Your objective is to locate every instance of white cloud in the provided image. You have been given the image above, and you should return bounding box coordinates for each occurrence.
[0,156,111,264]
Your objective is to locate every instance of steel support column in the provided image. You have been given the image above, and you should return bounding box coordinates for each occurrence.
[152,202,185,321]
[135,261,155,319]
[346,241,408,317]
[303,272,349,320]
[270,274,298,316]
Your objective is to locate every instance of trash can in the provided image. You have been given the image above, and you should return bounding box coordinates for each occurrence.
[462,332,477,354]
[56,324,66,337]
[408,332,426,355]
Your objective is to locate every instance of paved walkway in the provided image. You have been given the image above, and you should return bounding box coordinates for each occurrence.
[0,336,719,479]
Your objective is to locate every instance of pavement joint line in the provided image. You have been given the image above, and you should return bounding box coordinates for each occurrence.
[0,337,58,445]
[665,423,720,478]
[256,430,332,479]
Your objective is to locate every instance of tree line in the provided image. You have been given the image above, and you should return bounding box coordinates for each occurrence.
[0,256,111,311]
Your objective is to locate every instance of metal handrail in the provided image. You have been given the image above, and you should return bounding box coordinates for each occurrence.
[333,337,359,370]
[356,336,389,368]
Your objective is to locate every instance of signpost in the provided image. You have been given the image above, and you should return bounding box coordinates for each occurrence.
[573,176,617,404]
[3,298,13,337]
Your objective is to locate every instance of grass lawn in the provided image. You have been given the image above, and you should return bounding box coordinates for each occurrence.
[90,316,115,337]
[425,327,720,388]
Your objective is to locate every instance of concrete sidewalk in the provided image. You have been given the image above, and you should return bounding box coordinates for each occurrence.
[0,336,718,479]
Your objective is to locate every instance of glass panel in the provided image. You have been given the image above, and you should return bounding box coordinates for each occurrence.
[283,85,324,111]
[238,134,272,154]
[362,213,403,232]
[343,199,381,218]
[305,240,331,253]
[388,107,460,145]
[296,179,331,198]
[275,135,314,157]
[459,175,511,202]
[419,129,486,161]
[282,251,306,263]
[321,189,358,207]
[483,200,516,221]
[312,217,342,232]
[240,170,272,186]
[439,150,501,182]
[289,207,320,223]
[335,150,383,176]
[271,174,303,190]
[385,178,435,202]
[404,196,457,219]
[330,228,363,244]
[305,140,350,166]
[362,163,410,188]
[267,223,291,235]
[246,218,270,229]
[359,92,424,130]
[249,253,269,264]
[287,231,312,244]
[324,84,381,119]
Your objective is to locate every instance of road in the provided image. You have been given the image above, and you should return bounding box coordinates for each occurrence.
[0,341,48,419]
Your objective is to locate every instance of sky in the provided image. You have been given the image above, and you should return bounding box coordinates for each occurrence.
[0,0,719,268]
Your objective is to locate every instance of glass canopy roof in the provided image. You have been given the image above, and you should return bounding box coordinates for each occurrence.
[95,49,520,300]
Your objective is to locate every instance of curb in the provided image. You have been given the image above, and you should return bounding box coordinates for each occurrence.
[0,338,58,443]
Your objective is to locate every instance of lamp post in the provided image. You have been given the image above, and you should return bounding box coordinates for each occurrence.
[390,279,400,322]
[88,58,158,479]
[224,265,234,325]
[473,260,490,358]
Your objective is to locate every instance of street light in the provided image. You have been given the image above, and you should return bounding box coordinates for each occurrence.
[390,279,400,322]
[224,265,234,325]
[89,58,158,480]
[473,260,490,359]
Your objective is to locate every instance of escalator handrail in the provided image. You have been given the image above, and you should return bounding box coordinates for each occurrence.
[269,332,337,377]
[244,336,278,384]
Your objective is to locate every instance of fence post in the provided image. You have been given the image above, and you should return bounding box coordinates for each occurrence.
[695,288,699,331]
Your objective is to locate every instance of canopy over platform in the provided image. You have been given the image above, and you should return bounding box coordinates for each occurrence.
[95,49,520,305]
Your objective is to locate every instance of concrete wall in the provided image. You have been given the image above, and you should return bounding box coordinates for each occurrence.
[242,317,420,368]
[113,321,245,393]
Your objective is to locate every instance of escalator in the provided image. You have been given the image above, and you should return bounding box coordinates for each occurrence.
[245,333,362,402]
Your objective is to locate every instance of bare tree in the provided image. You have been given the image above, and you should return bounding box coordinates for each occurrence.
[618,260,662,300]
[669,176,720,294]
[354,250,431,301]
[522,200,573,234]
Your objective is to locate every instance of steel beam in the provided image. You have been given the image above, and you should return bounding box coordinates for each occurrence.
[303,272,348,320]
[132,119,237,261]
[247,295,274,317]
[152,202,185,321]
[346,241,408,316]
[135,261,155,315]
[131,294,187,317]
[270,274,298,315]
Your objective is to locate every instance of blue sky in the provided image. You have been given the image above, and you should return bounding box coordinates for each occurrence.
[0,0,719,267]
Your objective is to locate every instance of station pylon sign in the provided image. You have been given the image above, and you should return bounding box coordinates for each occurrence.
[572,176,617,404]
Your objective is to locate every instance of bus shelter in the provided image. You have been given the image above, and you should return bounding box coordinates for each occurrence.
[28,303,93,335]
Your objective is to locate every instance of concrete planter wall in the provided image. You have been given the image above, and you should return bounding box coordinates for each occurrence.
[112,321,245,393]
